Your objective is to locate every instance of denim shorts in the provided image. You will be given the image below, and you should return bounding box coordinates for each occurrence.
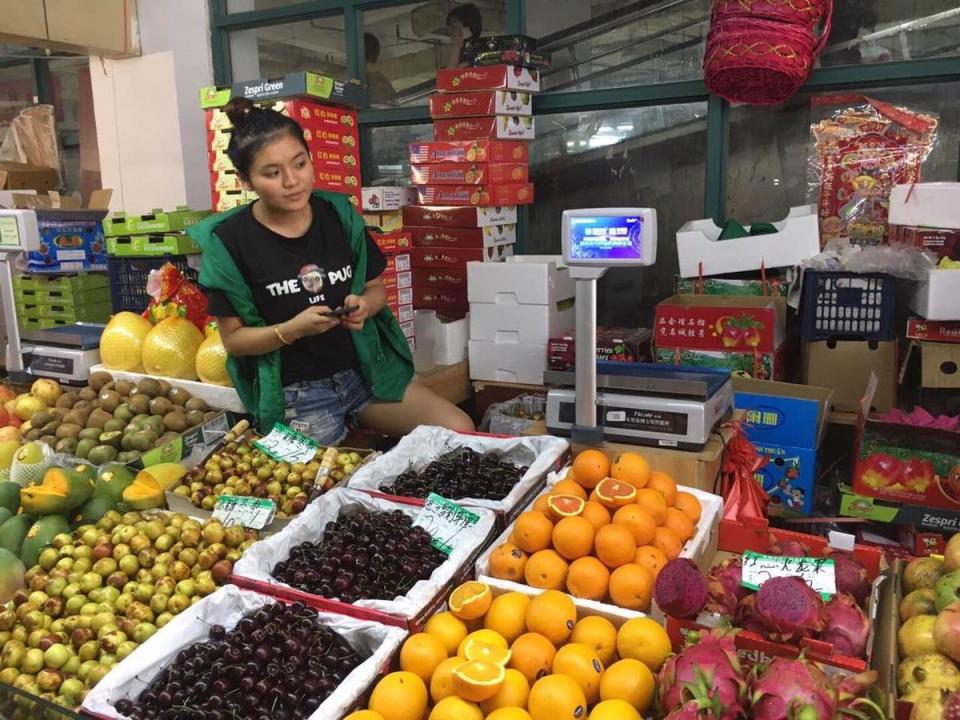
[283,369,373,445]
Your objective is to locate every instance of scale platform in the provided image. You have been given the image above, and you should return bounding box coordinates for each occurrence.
[545,362,732,450]
[16,323,104,385]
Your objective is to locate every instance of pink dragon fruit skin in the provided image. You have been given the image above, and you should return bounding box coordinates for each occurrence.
[663,698,723,720]
[827,552,871,607]
[656,628,749,720]
[819,593,870,658]
[768,533,812,558]
[734,594,767,635]
[751,656,839,720]
[706,558,750,615]
[755,576,825,643]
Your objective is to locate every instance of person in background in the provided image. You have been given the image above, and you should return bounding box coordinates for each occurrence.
[443,2,482,69]
[364,32,396,105]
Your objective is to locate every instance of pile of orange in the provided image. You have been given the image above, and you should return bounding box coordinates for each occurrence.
[348,581,673,720]
[487,450,702,612]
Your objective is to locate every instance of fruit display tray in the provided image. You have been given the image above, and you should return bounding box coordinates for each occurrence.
[81,585,406,720]
[231,488,498,629]
[88,364,245,413]
[346,425,569,525]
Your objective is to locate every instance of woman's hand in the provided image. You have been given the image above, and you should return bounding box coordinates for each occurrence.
[285,306,341,339]
[341,295,370,331]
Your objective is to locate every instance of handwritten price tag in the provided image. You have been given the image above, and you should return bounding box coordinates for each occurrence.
[413,493,480,555]
[253,423,319,464]
[212,495,276,530]
[741,551,836,599]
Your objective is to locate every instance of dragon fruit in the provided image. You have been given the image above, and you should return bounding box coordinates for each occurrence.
[827,551,871,607]
[755,576,825,643]
[820,593,871,658]
[655,558,709,618]
[706,558,750,615]
[734,594,766,635]
[656,628,749,720]
[663,697,724,720]
[836,670,889,720]
[768,533,812,557]
[751,656,838,720]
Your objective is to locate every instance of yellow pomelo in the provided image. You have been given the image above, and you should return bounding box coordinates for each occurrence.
[100,312,153,372]
[141,317,203,380]
[195,327,232,386]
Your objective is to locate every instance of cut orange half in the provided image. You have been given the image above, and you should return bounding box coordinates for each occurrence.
[595,478,638,510]
[451,659,506,702]
[449,581,493,621]
[546,494,586,520]
[463,639,512,666]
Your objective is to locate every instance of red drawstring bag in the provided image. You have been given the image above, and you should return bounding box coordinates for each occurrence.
[720,420,770,527]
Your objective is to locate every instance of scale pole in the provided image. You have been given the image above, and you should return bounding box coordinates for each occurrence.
[570,272,605,445]
[0,259,25,376]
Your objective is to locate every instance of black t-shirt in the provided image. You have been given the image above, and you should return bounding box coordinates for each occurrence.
[204,196,387,387]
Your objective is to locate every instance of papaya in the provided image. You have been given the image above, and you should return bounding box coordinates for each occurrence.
[121,472,165,510]
[0,514,35,557]
[20,467,95,515]
[0,481,20,515]
[140,463,188,491]
[74,494,116,525]
[20,515,70,568]
[0,548,25,604]
[94,464,136,503]
[72,463,97,482]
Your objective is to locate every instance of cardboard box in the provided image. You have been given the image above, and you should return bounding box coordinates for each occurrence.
[44,0,139,57]
[311,147,360,172]
[437,65,541,93]
[387,303,414,325]
[314,168,360,193]
[205,108,231,131]
[384,253,411,274]
[16,191,113,273]
[469,340,546,384]
[210,170,243,193]
[410,163,528,186]
[911,268,960,321]
[654,295,786,353]
[369,230,412,254]
[675,205,820,278]
[412,268,467,289]
[361,186,417,212]
[894,226,960,259]
[411,287,469,312]
[547,327,652,371]
[408,224,516,248]
[732,378,832,449]
[429,90,533,118]
[409,140,528,165]
[385,286,414,308]
[752,443,819,516]
[0,162,58,192]
[207,151,235,173]
[674,275,789,297]
[907,317,960,343]
[103,207,212,236]
[362,210,403,233]
[889,182,960,231]
[199,71,368,110]
[303,126,359,152]
[434,116,535,142]
[212,189,254,212]
[840,489,960,534]
[399,320,415,339]
[471,302,574,345]
[380,271,412,291]
[207,129,232,153]
[468,255,574,305]
[801,340,897,413]
[106,233,201,257]
[917,341,960,388]
[269,100,357,131]
[402,205,517,228]
[416,183,533,207]
[411,245,513,269]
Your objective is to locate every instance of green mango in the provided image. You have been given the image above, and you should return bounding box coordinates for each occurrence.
[93,464,136,504]
[0,514,35,557]
[0,508,12,528]
[0,481,21,515]
[0,548,25,604]
[74,495,116,526]
[20,515,71,568]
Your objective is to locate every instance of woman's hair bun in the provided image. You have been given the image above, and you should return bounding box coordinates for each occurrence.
[224,96,258,128]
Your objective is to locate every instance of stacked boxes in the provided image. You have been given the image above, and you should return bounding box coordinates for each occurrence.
[103,207,208,257]
[368,229,414,353]
[14,274,111,330]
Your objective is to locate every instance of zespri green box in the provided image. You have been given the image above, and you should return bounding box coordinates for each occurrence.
[14,273,108,293]
[102,207,211,237]
[107,233,201,257]
[199,71,368,110]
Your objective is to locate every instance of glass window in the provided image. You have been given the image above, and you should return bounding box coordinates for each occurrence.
[366,123,434,184]
[527,103,708,326]
[226,0,311,12]
[362,1,507,107]
[0,62,36,144]
[821,1,960,67]
[527,0,710,93]
[726,82,960,226]
[229,16,346,81]
[49,57,90,194]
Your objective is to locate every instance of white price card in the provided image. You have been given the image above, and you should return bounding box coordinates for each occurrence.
[741,550,836,599]
[413,493,480,556]
[212,495,276,530]
[253,423,319,464]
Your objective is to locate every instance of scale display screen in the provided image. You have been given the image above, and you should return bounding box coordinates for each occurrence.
[561,208,657,267]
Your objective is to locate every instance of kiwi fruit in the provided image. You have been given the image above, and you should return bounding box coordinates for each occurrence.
[99,431,123,449]
[40,435,57,448]
[167,388,192,407]
[77,387,97,402]
[184,398,208,413]
[130,431,158,452]
[49,408,67,420]
[158,431,179,446]
[103,418,126,434]
[162,412,188,433]
[24,429,42,442]
[137,378,161,398]
[116,451,139,464]
[88,371,113,392]
[78,428,101,442]
[131,414,151,429]
[63,409,89,427]
[55,392,78,409]
[185,410,206,427]
[114,380,136,397]
[101,381,116,393]
[157,379,172,396]
[87,445,118,465]
[144,416,165,434]
[98,390,122,413]
[128,395,150,415]
[55,438,78,455]
[75,438,97,459]
[73,400,92,415]
[30,411,54,428]
[40,421,61,436]
[121,433,135,452]
[86,408,113,429]
[148,397,173,417]
[55,423,81,440]
[114,404,134,424]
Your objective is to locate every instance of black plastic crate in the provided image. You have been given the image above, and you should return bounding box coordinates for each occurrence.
[800,271,895,341]
[108,255,199,314]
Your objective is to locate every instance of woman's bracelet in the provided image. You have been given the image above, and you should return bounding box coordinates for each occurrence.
[274,324,292,346]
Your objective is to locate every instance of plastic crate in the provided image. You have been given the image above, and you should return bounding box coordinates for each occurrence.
[108,255,199,314]
[800,271,895,341]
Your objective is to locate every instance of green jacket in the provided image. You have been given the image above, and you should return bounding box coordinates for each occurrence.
[187,190,414,431]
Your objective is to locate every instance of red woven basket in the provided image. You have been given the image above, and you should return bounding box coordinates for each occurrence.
[711,0,829,29]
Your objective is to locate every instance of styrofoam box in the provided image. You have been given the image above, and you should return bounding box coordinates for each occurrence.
[232,487,497,622]
[911,269,960,321]
[470,302,574,345]
[890,182,960,229]
[469,340,546,384]
[676,205,820,278]
[81,585,406,720]
[435,315,468,366]
[467,255,575,305]
[476,469,723,622]
[90,364,245,413]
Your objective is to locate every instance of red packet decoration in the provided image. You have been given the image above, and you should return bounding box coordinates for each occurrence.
[142,262,209,331]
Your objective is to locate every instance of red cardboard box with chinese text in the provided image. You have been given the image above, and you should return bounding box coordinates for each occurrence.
[408,140,528,165]
[416,183,533,207]
[407,224,516,249]
[907,317,960,343]
[429,90,533,118]
[410,245,513,269]
[412,287,469,312]
[410,162,528,186]
[302,126,359,152]
[402,205,518,228]
[436,65,541,93]
[388,303,414,325]
[207,129,232,153]
[208,151,235,173]
[311,147,360,172]
[892,225,960,259]
[411,268,468,290]
[272,100,358,132]
[434,116,535,142]
[369,231,413,255]
[314,167,360,194]
[210,170,243,193]
[548,327,653,371]
[384,253,411,274]
[380,271,412,291]
[385,286,414,308]
[653,295,788,380]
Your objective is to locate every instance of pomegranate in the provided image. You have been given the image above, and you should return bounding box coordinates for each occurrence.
[900,589,938,622]
[908,688,950,720]
[899,615,937,659]
[946,534,960,573]
[934,601,960,662]
[898,652,960,702]
[903,557,944,593]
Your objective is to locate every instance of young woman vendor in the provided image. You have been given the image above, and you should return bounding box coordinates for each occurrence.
[190,97,474,444]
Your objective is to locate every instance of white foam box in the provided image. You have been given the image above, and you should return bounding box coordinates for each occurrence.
[470,302,574,345]
[435,315,468,366]
[469,340,546,384]
[889,182,960,230]
[676,205,821,278]
[467,255,575,305]
[911,269,960,321]
[361,186,417,212]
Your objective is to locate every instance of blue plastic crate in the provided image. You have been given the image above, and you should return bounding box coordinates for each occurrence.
[800,271,895,341]
[108,255,199,314]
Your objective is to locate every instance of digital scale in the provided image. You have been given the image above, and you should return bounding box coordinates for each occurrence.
[0,209,103,385]
[545,208,732,449]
